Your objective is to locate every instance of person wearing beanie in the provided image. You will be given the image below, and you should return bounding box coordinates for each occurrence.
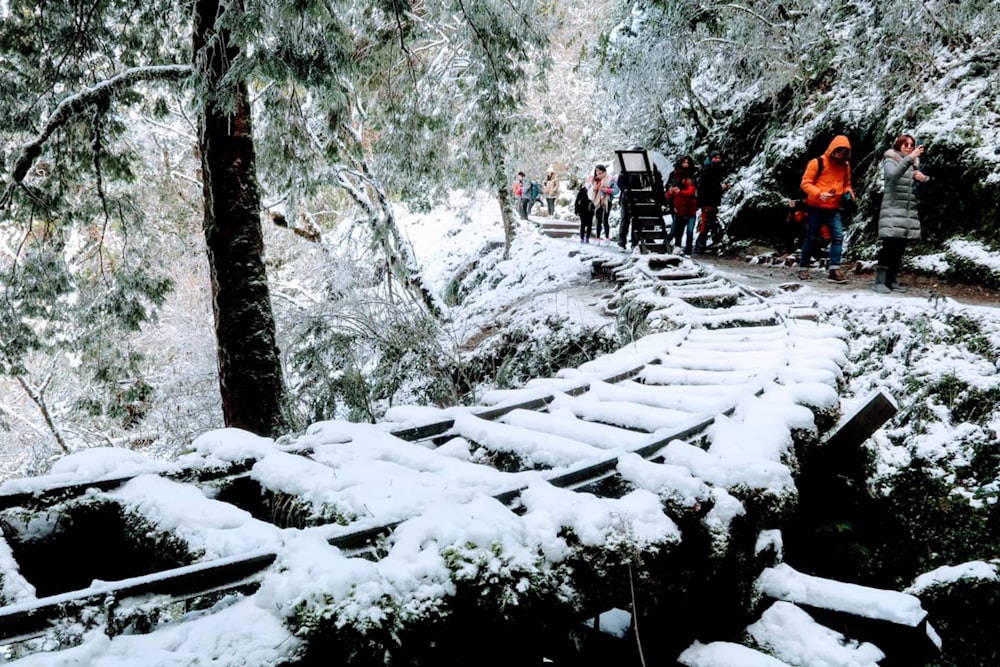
[542,169,560,217]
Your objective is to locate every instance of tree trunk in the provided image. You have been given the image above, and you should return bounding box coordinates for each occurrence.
[496,161,516,259]
[498,184,515,260]
[194,0,287,436]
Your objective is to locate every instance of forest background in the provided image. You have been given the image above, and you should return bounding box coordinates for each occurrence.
[0,0,999,480]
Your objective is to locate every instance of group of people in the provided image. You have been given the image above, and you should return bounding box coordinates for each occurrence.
[797,133,928,291]
[515,130,929,295]
[662,150,730,256]
[512,170,560,220]
[567,149,731,251]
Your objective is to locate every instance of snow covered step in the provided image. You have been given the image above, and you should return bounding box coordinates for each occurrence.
[547,394,700,432]
[756,563,941,664]
[649,304,781,330]
[745,600,886,666]
[683,323,788,343]
[637,367,761,386]
[678,640,793,666]
[537,218,578,238]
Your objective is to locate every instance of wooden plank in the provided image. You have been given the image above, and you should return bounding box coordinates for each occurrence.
[391,363,649,441]
[821,391,897,449]
[0,551,276,643]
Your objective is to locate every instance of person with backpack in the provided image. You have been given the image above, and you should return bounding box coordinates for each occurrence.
[527,179,543,217]
[695,150,730,254]
[512,172,529,220]
[666,156,699,256]
[873,134,929,293]
[574,183,595,244]
[587,164,618,246]
[797,135,855,283]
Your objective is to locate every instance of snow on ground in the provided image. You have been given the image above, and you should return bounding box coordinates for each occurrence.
[2,194,1000,665]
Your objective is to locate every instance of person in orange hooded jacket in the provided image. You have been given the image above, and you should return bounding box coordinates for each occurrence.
[798,135,855,283]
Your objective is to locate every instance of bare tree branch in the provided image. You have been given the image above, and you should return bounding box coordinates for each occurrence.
[15,376,70,454]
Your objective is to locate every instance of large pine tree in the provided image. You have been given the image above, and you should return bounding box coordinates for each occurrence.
[0,0,551,447]
[193,0,285,435]
[0,0,289,439]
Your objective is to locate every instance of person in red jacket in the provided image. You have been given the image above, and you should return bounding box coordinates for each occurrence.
[667,156,698,255]
[798,135,855,283]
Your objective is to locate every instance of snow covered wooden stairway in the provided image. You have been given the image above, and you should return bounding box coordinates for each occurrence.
[0,257,941,666]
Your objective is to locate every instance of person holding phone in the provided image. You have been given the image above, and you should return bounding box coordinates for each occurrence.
[798,135,855,283]
[873,133,930,293]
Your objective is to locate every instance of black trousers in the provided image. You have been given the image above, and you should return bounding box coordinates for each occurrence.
[594,205,610,238]
[877,237,907,278]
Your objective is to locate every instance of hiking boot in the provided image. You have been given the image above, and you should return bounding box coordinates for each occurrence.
[872,282,891,294]
[797,269,811,281]
[827,269,848,284]
[888,282,908,293]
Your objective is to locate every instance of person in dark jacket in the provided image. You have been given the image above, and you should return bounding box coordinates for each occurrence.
[616,171,635,251]
[874,134,929,293]
[574,185,595,243]
[512,172,529,220]
[616,149,668,253]
[695,150,730,254]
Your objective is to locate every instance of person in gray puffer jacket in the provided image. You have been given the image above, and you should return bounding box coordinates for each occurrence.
[874,133,930,293]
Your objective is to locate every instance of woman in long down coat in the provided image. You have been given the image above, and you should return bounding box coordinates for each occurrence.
[875,134,929,293]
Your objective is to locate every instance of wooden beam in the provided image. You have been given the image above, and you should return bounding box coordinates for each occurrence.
[821,390,897,449]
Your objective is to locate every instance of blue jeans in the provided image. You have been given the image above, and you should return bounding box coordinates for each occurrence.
[670,214,696,253]
[800,207,844,268]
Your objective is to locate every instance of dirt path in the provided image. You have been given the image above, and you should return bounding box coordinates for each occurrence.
[695,256,1000,309]
[549,230,998,308]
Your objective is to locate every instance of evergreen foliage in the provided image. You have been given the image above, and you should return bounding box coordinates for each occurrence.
[917,572,1000,667]
[0,0,555,459]
[593,0,1000,255]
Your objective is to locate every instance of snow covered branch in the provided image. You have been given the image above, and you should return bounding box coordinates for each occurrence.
[1,64,193,204]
